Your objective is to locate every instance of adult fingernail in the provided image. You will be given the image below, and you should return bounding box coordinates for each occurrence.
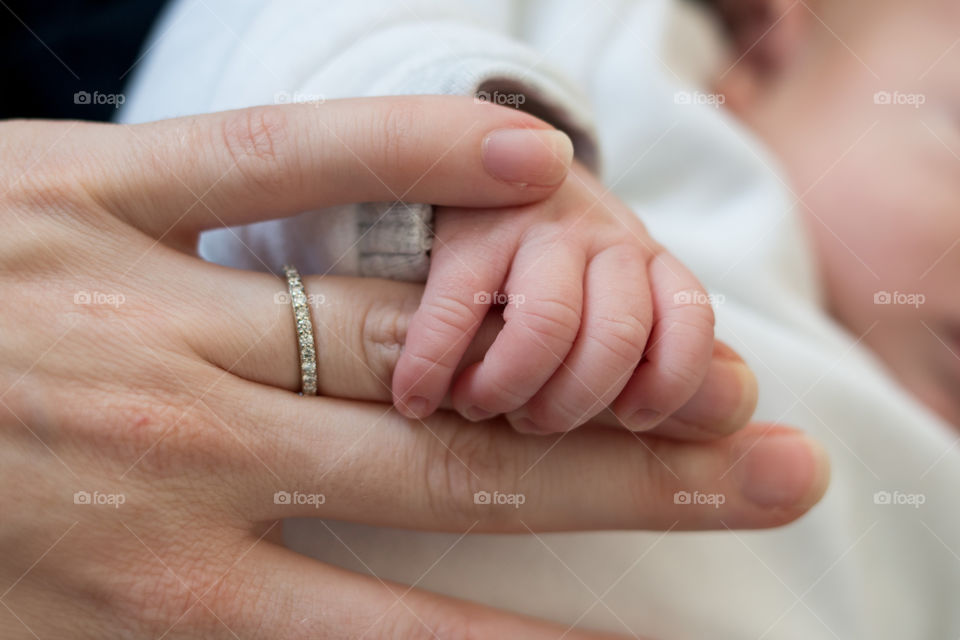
[626,409,663,431]
[400,396,430,419]
[482,128,574,187]
[734,432,831,509]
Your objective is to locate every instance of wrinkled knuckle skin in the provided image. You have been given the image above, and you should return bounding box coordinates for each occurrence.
[590,314,648,364]
[375,102,422,178]
[624,438,672,524]
[423,424,520,528]
[677,296,716,331]
[508,297,580,347]
[361,296,411,390]
[418,295,482,340]
[219,107,292,198]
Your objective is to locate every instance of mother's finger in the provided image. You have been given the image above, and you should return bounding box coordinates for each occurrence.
[220,379,829,531]
[69,96,574,240]
[211,543,628,639]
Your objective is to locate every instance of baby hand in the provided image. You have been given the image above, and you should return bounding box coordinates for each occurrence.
[393,163,717,433]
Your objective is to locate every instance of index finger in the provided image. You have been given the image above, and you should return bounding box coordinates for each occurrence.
[72,96,575,239]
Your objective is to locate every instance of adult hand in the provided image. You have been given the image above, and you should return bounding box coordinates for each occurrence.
[0,96,829,639]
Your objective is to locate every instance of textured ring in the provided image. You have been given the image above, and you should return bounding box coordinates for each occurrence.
[283,265,318,395]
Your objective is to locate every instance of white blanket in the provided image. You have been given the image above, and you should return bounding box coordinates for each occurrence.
[119,1,960,637]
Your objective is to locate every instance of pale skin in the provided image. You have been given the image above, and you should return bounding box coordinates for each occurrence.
[0,97,829,638]
[714,0,960,428]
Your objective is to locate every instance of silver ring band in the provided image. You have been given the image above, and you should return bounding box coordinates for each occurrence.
[283,265,318,395]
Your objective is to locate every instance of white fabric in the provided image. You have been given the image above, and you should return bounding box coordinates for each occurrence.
[119,1,960,638]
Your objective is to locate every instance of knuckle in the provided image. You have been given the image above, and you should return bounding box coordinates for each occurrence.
[422,423,521,527]
[674,294,716,329]
[219,106,293,197]
[658,355,709,400]
[374,101,422,176]
[506,297,580,347]
[624,439,672,517]
[360,294,414,390]
[5,155,99,217]
[589,314,649,363]
[473,374,529,410]
[414,294,483,344]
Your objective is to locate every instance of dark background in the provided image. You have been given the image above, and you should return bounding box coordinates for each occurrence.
[0,0,168,121]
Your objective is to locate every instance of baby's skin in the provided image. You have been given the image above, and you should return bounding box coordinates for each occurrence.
[714,0,960,428]
[393,160,721,435]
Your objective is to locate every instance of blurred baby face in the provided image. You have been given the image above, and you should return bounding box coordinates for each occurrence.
[730,3,960,427]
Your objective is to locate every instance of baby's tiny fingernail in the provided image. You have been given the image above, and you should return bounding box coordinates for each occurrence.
[463,406,495,422]
[513,417,547,435]
[482,128,573,187]
[399,396,430,419]
[626,409,663,431]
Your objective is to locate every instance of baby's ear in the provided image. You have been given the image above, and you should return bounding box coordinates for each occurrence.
[704,0,810,111]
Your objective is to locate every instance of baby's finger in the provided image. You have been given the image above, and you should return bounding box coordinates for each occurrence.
[450,237,586,421]
[507,244,652,433]
[612,251,715,431]
[391,214,516,419]
[590,341,759,440]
